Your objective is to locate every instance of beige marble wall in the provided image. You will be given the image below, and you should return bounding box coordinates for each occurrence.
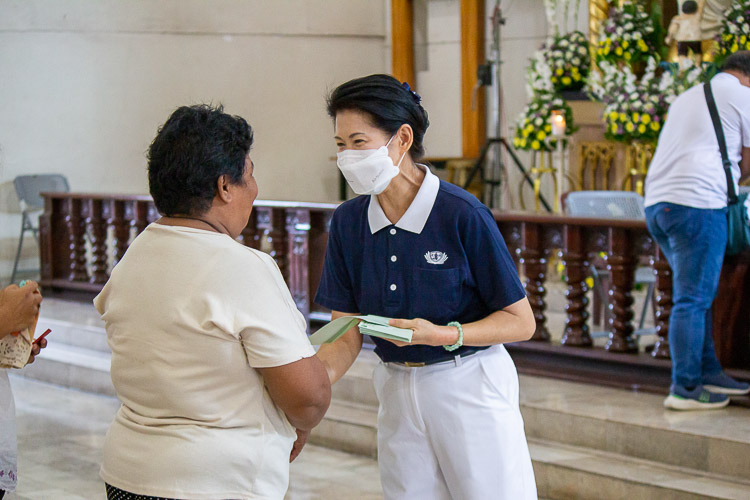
[0,0,594,280]
[401,0,590,210]
[0,0,386,280]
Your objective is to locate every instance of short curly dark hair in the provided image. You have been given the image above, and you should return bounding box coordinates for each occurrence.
[327,74,430,160]
[147,104,253,216]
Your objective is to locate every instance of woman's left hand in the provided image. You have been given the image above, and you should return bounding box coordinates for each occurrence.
[387,318,459,347]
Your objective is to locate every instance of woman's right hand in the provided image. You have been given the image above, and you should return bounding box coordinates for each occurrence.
[0,281,42,338]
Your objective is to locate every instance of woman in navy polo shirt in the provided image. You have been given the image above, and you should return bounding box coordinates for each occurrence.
[315,74,537,499]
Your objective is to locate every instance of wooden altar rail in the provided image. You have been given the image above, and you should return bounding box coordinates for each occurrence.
[494,211,670,357]
[38,193,338,324]
[38,193,749,391]
[494,211,750,393]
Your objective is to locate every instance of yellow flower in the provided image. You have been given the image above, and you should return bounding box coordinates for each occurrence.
[513,137,521,147]
[531,140,541,150]
[626,122,635,132]
[609,111,618,120]
[561,76,572,85]
[638,124,646,134]
[585,276,594,289]
[650,122,660,131]
[556,68,564,76]
[551,76,558,83]
[633,113,640,122]
[742,35,747,45]
[642,114,651,124]
[746,42,750,50]
[619,112,626,121]
[556,262,565,274]
[622,41,629,49]
[537,131,546,140]
[610,123,618,134]
[624,52,632,61]
[603,46,610,55]
[615,47,623,56]
[732,43,739,52]
[522,128,530,137]
[638,39,648,52]
[545,124,552,133]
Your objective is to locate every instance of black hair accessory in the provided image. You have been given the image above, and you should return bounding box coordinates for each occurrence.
[401,81,422,105]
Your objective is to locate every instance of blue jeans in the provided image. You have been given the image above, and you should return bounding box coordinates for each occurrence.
[645,202,727,388]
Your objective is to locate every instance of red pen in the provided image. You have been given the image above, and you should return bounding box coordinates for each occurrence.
[33,329,52,345]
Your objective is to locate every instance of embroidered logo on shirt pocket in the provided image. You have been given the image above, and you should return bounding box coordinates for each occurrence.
[424,251,448,265]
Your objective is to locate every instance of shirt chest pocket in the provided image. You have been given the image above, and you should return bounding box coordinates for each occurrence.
[410,267,460,320]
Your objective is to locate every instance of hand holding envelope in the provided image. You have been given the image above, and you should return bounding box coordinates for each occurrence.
[308,315,413,345]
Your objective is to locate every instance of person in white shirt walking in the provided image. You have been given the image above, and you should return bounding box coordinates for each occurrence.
[644,51,750,410]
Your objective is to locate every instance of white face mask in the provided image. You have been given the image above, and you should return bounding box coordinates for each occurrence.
[336,135,406,195]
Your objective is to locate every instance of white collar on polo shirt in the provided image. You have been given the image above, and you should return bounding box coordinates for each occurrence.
[367,164,440,235]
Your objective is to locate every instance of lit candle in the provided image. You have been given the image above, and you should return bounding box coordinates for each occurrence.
[550,110,566,137]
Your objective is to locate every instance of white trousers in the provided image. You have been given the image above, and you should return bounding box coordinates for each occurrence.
[373,344,537,500]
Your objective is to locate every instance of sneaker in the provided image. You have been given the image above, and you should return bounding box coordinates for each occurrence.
[663,384,729,411]
[702,372,750,395]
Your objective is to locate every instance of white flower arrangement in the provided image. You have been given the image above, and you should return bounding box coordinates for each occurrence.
[516,53,576,152]
[586,57,704,143]
[546,30,590,91]
[716,1,750,65]
[513,92,575,152]
[595,1,657,65]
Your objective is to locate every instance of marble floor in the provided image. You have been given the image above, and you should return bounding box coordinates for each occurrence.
[4,376,383,500]
[6,370,750,499]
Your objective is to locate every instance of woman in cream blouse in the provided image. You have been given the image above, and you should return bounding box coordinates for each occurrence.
[95,104,331,500]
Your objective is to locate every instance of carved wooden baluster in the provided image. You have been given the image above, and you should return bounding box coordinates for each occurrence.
[241,209,260,249]
[561,225,592,347]
[255,207,273,256]
[39,194,55,284]
[650,246,672,359]
[146,202,160,224]
[111,200,131,265]
[269,208,290,283]
[87,198,109,283]
[605,227,638,353]
[65,198,88,282]
[287,209,311,321]
[133,201,149,235]
[308,210,333,313]
[520,221,551,341]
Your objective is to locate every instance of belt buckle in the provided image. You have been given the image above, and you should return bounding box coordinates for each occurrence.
[402,361,426,367]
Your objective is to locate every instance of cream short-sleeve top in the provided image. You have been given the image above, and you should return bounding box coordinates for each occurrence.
[94,224,316,499]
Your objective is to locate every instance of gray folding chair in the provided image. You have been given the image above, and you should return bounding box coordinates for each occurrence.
[11,174,70,284]
[563,191,656,336]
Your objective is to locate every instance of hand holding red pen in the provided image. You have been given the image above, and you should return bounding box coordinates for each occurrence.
[27,330,50,365]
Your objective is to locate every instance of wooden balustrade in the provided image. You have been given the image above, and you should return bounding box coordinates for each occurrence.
[39,193,337,325]
[38,193,750,388]
[494,211,668,356]
[40,193,666,347]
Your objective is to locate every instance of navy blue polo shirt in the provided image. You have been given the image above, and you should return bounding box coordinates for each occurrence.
[315,166,525,363]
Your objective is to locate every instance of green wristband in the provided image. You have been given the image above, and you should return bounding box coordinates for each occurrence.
[444,321,463,352]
